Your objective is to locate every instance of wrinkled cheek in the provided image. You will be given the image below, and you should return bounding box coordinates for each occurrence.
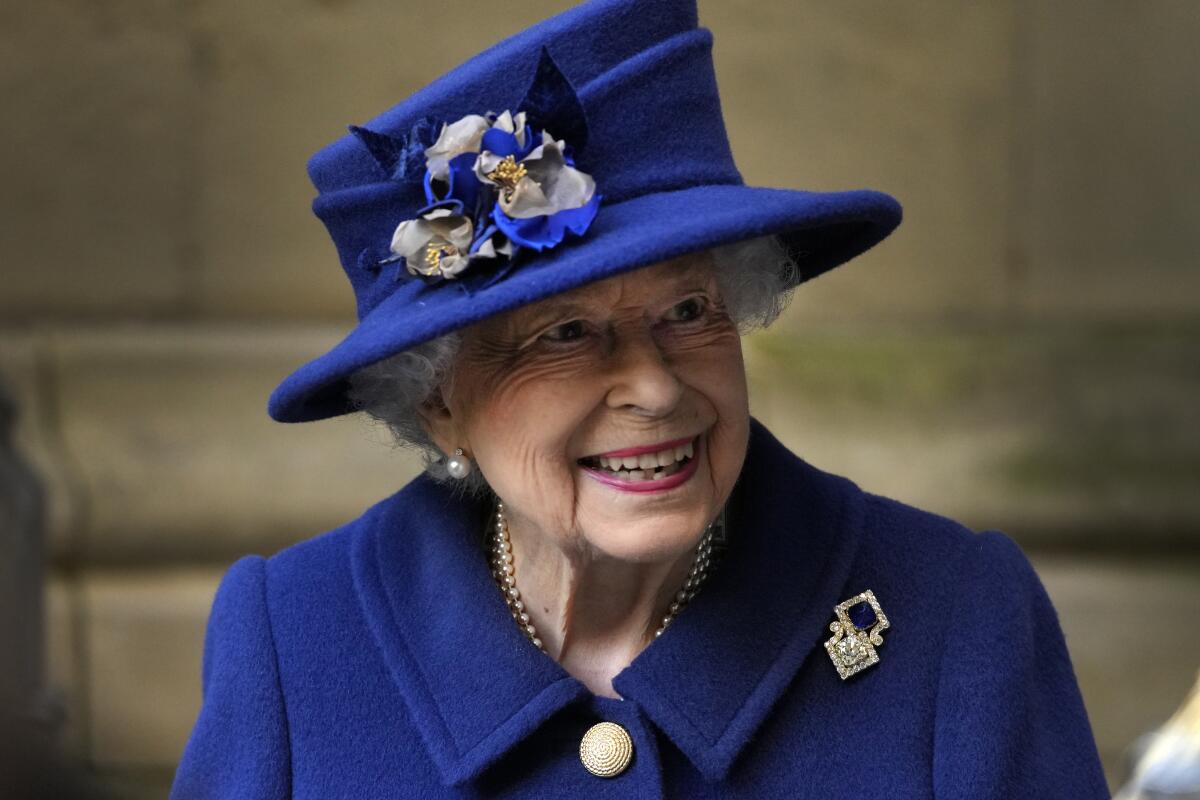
[721,345,750,417]
[523,453,578,525]
[475,431,578,535]
[698,350,751,498]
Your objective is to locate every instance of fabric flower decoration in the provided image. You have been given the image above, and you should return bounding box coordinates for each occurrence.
[389,108,599,280]
[352,48,599,282]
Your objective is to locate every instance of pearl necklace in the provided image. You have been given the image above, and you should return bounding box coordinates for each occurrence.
[488,501,718,652]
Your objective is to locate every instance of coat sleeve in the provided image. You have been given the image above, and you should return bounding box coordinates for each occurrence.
[171,556,291,799]
[932,531,1110,799]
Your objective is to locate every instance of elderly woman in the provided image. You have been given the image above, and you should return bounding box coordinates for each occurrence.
[172,0,1109,797]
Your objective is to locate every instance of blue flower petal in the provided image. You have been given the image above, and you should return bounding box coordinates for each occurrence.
[493,193,601,251]
[416,198,465,217]
[424,151,486,211]
[481,126,537,160]
[446,152,485,211]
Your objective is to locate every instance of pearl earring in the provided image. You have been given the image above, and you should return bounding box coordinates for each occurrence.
[446,448,472,480]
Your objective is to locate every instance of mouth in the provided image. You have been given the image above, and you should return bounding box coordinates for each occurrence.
[577,436,700,491]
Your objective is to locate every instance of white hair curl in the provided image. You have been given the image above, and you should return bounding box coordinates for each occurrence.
[346,235,797,493]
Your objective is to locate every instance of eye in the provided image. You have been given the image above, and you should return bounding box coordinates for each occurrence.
[540,319,588,342]
[664,296,706,322]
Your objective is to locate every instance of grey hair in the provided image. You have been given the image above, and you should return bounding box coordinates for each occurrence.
[346,235,797,491]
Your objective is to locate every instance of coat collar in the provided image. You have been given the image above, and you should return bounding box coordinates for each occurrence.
[351,419,865,785]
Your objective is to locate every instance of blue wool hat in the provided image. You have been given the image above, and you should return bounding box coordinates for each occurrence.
[268,0,902,423]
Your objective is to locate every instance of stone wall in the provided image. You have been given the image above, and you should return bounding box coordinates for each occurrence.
[2,0,1198,794]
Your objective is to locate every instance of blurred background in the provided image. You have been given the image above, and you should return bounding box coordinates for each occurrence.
[1,0,1198,796]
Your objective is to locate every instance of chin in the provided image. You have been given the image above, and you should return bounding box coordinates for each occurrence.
[582,506,714,564]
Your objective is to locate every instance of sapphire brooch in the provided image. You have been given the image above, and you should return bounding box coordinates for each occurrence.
[825,590,889,680]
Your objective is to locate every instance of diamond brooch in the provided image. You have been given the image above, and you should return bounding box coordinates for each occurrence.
[825,590,889,680]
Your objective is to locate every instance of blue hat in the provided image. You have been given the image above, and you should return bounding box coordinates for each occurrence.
[268,0,902,423]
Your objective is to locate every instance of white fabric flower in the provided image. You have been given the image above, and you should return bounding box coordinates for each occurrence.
[390,208,476,278]
[390,207,513,279]
[423,114,490,181]
[476,131,596,219]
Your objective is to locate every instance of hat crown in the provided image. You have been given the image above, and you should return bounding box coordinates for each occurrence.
[309,0,718,194]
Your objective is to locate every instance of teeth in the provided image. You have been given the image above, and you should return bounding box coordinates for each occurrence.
[588,438,696,480]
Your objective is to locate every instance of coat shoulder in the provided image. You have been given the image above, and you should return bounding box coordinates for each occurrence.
[747,420,1038,603]
[260,508,365,598]
[257,481,421,614]
[855,489,1035,593]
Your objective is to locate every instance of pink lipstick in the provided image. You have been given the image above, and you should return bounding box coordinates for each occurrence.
[578,436,701,493]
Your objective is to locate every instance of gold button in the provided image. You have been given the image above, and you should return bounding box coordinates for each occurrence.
[579,721,633,778]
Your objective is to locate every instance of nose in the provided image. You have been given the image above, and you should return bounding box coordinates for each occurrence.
[603,327,684,416]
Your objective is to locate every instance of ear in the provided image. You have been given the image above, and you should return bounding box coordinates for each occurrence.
[416,387,462,457]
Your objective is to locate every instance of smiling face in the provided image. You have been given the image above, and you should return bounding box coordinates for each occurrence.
[423,252,750,564]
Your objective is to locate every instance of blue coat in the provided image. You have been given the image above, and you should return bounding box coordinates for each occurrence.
[171,421,1109,798]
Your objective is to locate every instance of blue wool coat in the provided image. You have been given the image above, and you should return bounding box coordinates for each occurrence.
[171,421,1109,798]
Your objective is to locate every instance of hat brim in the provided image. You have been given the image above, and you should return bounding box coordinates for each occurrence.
[268,183,900,422]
